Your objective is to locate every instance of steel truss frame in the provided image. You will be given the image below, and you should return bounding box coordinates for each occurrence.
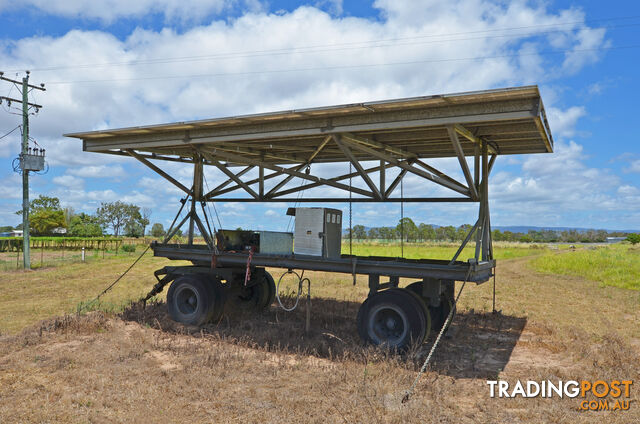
[126,124,496,263]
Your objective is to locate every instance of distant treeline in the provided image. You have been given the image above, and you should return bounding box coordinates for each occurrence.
[346,218,634,243]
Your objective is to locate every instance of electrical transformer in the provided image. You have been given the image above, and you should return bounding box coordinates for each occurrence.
[287,207,342,258]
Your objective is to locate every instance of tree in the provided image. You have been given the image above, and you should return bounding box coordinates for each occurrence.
[97,201,127,236]
[123,206,144,237]
[456,224,473,241]
[16,195,61,216]
[141,207,152,235]
[16,195,66,235]
[419,223,436,241]
[352,225,367,240]
[63,206,75,228]
[396,217,418,241]
[69,213,103,237]
[151,223,166,237]
[30,209,66,235]
[627,234,640,245]
[97,201,145,237]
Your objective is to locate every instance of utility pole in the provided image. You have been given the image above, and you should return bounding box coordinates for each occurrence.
[1,71,46,270]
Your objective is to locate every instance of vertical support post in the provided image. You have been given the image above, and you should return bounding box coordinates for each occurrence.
[474,145,480,191]
[21,75,30,270]
[379,160,385,198]
[481,140,490,261]
[259,166,264,200]
[188,154,203,245]
[368,274,380,297]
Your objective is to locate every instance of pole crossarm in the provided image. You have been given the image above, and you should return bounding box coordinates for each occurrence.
[126,149,191,195]
[195,146,375,198]
[447,126,479,201]
[0,96,42,109]
[340,134,472,198]
[0,74,46,91]
[454,124,497,155]
[333,134,382,200]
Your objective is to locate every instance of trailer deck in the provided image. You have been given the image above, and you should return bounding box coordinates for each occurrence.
[153,243,495,282]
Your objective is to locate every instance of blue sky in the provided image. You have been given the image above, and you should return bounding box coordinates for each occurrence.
[0,0,639,233]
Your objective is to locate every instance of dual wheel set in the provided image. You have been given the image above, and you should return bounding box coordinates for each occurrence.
[164,268,454,350]
[357,281,454,350]
[166,270,276,326]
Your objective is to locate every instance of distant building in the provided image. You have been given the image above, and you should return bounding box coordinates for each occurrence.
[606,237,626,244]
[0,230,23,237]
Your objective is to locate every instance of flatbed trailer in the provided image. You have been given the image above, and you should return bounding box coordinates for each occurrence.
[66,85,553,349]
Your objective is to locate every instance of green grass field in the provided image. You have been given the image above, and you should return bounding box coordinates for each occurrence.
[531,243,640,290]
[342,240,547,260]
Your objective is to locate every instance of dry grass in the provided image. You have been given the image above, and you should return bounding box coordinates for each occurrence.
[0,245,639,423]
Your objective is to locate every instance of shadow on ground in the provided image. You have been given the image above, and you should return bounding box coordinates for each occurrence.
[121,297,526,379]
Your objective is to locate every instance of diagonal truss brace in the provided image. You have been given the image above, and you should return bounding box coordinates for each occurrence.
[127,149,190,195]
[446,126,479,201]
[194,146,375,198]
[340,134,472,198]
[333,134,382,199]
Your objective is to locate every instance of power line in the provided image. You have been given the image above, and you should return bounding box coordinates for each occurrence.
[0,125,21,140]
[44,43,640,85]
[7,15,640,73]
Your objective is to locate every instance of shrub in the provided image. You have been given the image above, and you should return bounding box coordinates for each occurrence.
[121,244,136,253]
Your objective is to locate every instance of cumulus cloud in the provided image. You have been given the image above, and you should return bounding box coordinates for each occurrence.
[0,0,264,23]
[52,174,84,188]
[67,164,126,178]
[625,159,640,173]
[546,106,586,138]
[0,0,626,229]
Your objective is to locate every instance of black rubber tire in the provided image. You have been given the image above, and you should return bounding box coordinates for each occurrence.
[406,281,454,333]
[397,288,431,341]
[197,274,226,323]
[356,289,427,350]
[263,271,276,308]
[167,275,215,326]
[236,270,275,310]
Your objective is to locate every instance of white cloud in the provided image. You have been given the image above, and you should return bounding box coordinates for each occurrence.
[52,174,84,187]
[487,140,633,226]
[0,0,263,23]
[618,185,639,196]
[625,159,640,174]
[0,1,625,229]
[546,106,586,138]
[67,164,126,178]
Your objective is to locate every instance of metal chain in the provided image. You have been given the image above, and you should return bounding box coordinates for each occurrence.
[402,272,470,404]
[77,245,151,313]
